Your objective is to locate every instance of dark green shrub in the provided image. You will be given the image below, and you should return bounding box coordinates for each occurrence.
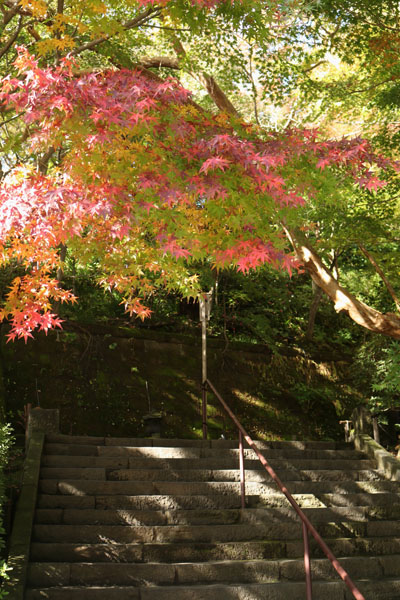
[0,423,14,594]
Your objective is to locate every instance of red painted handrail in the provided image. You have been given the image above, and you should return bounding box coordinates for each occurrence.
[205,378,366,600]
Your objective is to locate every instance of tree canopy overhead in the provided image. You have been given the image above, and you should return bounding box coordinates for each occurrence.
[1,0,400,342]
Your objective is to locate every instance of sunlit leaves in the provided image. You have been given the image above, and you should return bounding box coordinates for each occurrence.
[0,48,394,340]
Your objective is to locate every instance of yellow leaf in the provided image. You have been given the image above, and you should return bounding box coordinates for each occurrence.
[19,0,47,18]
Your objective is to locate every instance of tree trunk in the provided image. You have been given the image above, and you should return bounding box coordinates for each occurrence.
[284,227,400,340]
[305,283,324,341]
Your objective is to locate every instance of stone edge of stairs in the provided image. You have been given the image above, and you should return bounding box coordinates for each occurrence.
[354,434,400,482]
[4,431,45,600]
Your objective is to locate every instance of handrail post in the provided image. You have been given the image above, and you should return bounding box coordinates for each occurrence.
[303,521,313,600]
[239,429,246,509]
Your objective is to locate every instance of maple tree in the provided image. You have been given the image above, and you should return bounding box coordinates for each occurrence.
[0,40,394,342]
[1,0,400,343]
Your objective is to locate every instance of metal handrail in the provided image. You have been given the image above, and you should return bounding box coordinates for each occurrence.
[204,378,366,600]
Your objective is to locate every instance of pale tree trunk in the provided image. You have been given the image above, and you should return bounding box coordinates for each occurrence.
[284,227,400,340]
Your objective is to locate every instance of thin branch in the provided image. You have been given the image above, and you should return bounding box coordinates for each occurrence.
[347,76,397,96]
[302,59,326,74]
[27,24,41,42]
[0,14,23,60]
[247,47,260,125]
[71,7,162,57]
[0,112,22,128]
[358,243,400,312]
[346,6,400,33]
[140,24,191,32]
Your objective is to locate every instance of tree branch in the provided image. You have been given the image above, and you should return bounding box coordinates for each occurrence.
[347,76,398,96]
[2,2,19,25]
[2,0,38,21]
[171,38,240,117]
[139,55,180,70]
[302,59,326,74]
[284,226,400,339]
[38,146,55,175]
[71,7,162,57]
[0,14,23,60]
[358,243,400,312]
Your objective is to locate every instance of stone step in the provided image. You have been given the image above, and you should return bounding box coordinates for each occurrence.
[103,468,383,483]
[307,491,400,508]
[21,582,327,600]
[26,579,400,600]
[36,489,400,511]
[39,466,384,483]
[38,478,399,497]
[26,435,400,598]
[43,443,366,461]
[127,457,377,471]
[27,554,400,587]
[42,456,131,468]
[44,434,352,450]
[32,520,400,544]
[37,493,260,510]
[30,534,400,563]
[40,454,377,471]
[34,504,400,526]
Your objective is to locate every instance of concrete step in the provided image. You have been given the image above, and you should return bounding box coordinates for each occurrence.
[38,477,399,497]
[27,554,400,587]
[34,505,400,526]
[44,434,352,450]
[43,443,366,461]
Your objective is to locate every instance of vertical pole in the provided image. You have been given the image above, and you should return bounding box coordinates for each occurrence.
[202,383,208,440]
[200,295,208,440]
[239,429,246,509]
[303,521,313,600]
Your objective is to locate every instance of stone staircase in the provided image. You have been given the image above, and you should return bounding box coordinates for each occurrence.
[25,434,400,599]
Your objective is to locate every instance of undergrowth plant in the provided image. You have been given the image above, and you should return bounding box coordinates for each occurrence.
[0,423,14,595]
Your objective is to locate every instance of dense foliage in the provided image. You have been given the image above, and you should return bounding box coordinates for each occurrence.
[0,424,13,593]
[0,44,395,341]
[1,0,400,420]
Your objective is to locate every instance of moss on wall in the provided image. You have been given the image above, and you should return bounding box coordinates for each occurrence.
[2,324,361,440]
